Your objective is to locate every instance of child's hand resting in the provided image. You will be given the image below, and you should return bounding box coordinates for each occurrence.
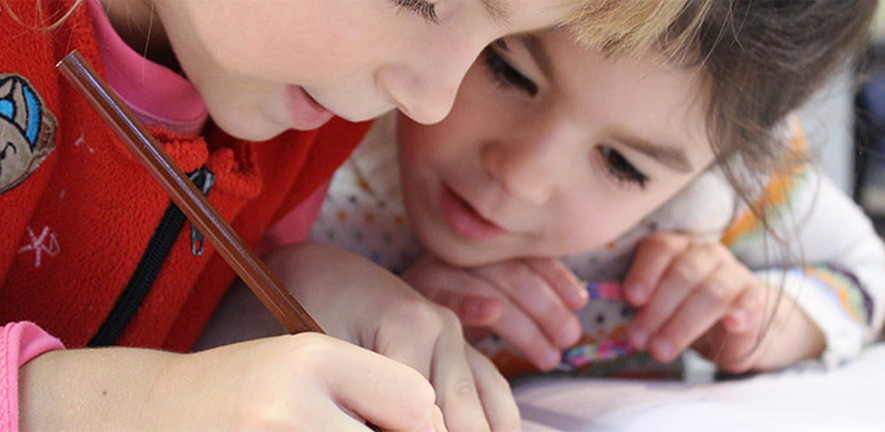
[623,232,824,373]
[402,254,588,371]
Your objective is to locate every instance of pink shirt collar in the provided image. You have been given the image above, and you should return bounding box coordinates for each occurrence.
[87,0,208,136]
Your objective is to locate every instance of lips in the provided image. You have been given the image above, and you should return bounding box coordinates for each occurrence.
[441,185,506,241]
[285,85,335,130]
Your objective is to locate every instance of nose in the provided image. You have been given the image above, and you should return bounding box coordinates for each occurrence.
[480,121,574,205]
[376,37,485,125]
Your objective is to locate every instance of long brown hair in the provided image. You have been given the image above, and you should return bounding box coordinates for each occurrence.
[665,0,875,361]
[665,0,875,206]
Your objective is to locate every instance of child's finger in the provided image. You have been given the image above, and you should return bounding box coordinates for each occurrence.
[430,326,492,432]
[717,291,770,372]
[376,301,457,380]
[475,263,581,349]
[431,289,503,326]
[524,257,588,310]
[722,283,766,333]
[412,268,505,326]
[320,338,441,432]
[628,246,718,350]
[623,234,689,306]
[466,346,522,432]
[492,300,564,370]
[647,266,745,362]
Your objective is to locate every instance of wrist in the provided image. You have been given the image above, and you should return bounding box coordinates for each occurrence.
[1,322,64,432]
[19,347,178,430]
[753,291,825,371]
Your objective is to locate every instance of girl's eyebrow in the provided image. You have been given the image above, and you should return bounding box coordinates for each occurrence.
[481,0,510,25]
[613,133,693,173]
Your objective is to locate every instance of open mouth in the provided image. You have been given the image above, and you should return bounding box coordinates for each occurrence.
[441,185,505,241]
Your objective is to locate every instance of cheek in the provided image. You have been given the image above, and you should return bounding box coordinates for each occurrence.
[547,195,655,255]
[190,3,373,83]
[397,121,440,173]
[552,214,635,254]
[397,113,480,171]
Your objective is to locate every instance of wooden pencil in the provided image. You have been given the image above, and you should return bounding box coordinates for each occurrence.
[57,50,324,335]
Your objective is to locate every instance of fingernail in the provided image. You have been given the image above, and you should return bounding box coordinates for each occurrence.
[629,327,648,349]
[569,285,589,308]
[540,349,561,370]
[726,309,747,330]
[557,320,581,347]
[626,283,647,305]
[650,337,672,361]
[423,422,436,432]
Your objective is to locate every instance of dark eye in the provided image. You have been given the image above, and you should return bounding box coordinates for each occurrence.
[598,146,648,188]
[0,142,16,159]
[392,0,439,24]
[481,41,538,97]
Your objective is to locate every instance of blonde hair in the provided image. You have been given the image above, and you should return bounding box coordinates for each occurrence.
[562,0,710,57]
[8,0,697,53]
[2,0,84,30]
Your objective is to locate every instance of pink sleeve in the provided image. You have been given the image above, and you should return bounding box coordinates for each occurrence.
[1,322,65,432]
[256,180,331,256]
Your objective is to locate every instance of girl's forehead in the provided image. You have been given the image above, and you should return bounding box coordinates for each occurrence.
[536,32,713,168]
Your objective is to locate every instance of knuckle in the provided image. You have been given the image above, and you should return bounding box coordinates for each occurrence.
[395,297,445,323]
[487,260,522,276]
[239,404,292,430]
[519,275,547,296]
[703,280,735,304]
[693,241,721,257]
[647,232,686,251]
[473,349,512,390]
[452,376,481,400]
[669,259,702,283]
[284,333,332,367]
[437,305,465,330]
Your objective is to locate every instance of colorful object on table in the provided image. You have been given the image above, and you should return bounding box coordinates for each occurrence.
[560,281,635,370]
[478,281,636,378]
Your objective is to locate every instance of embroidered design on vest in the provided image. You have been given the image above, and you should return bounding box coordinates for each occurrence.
[0,73,57,194]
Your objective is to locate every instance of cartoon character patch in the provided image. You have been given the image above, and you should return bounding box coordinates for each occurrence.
[0,73,57,194]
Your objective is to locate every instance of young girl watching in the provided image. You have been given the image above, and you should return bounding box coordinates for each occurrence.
[0,0,700,430]
[248,0,884,379]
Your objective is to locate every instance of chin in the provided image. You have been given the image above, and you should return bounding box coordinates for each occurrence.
[427,241,503,268]
[213,114,286,142]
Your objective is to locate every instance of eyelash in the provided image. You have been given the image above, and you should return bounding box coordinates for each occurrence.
[481,41,538,96]
[479,40,646,189]
[393,0,439,24]
[598,146,648,188]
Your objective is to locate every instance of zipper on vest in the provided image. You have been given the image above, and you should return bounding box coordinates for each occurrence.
[88,166,215,347]
[189,168,216,255]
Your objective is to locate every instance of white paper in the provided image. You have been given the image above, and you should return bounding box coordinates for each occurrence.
[515,343,885,431]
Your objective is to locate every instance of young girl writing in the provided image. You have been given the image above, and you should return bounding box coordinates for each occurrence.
[248,0,884,379]
[0,0,700,430]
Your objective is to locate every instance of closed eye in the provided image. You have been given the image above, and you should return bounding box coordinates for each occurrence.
[392,0,439,24]
[597,145,648,188]
[481,41,538,97]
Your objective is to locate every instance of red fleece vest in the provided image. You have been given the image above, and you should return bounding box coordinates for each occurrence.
[0,0,368,351]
